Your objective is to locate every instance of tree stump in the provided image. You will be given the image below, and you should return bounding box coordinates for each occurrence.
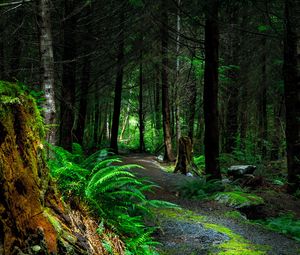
[0,83,123,255]
[174,136,193,175]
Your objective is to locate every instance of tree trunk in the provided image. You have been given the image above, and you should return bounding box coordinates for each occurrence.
[224,7,239,153]
[37,0,56,146]
[271,105,281,160]
[120,104,129,141]
[74,6,92,145]
[174,136,193,175]
[9,9,22,79]
[203,0,221,179]
[258,37,268,159]
[161,0,175,162]
[188,68,197,142]
[0,83,112,255]
[0,23,5,79]
[60,0,77,151]
[94,97,100,146]
[284,0,300,194]
[175,0,181,147]
[139,50,145,152]
[110,11,125,154]
[154,63,161,131]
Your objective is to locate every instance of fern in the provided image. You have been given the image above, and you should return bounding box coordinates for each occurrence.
[48,144,176,255]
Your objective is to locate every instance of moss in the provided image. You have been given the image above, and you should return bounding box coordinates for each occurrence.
[205,223,268,255]
[0,81,45,138]
[214,192,264,208]
[224,211,246,221]
[44,209,77,245]
[155,208,270,255]
[44,209,63,235]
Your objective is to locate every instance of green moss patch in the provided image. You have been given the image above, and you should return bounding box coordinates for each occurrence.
[214,192,264,209]
[155,208,270,255]
[224,210,247,221]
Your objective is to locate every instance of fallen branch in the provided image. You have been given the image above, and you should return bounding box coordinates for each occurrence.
[0,0,32,8]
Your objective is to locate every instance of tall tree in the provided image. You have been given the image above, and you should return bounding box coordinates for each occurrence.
[224,3,239,153]
[74,5,93,145]
[139,34,145,152]
[188,67,197,141]
[59,0,78,151]
[0,22,5,79]
[110,10,125,153]
[37,0,56,146]
[175,0,181,145]
[203,0,221,179]
[9,8,23,79]
[284,0,300,194]
[258,36,268,158]
[161,0,175,161]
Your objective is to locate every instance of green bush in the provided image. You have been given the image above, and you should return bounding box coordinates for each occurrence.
[48,144,175,254]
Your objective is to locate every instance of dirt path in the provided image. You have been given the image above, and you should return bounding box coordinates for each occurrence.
[123,154,300,255]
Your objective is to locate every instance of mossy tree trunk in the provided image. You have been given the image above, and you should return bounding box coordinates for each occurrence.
[0,83,116,255]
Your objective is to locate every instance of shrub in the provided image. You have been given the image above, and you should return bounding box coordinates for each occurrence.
[254,214,300,242]
[178,178,224,200]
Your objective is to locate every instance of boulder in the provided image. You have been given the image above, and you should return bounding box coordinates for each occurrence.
[228,165,256,178]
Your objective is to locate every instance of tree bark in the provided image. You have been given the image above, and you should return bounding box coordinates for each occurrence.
[74,6,92,145]
[174,136,193,175]
[59,0,77,151]
[161,0,175,162]
[154,63,161,131]
[37,0,56,146]
[258,37,268,159]
[0,23,5,79]
[203,0,221,179]
[284,0,300,194]
[224,6,239,153]
[188,68,197,142]
[110,11,125,154]
[175,0,181,147]
[139,46,145,152]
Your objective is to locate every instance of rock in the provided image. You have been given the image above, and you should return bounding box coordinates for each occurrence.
[31,245,41,252]
[157,155,164,161]
[214,191,264,209]
[228,165,256,178]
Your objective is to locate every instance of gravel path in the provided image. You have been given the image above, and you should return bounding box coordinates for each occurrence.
[123,154,300,255]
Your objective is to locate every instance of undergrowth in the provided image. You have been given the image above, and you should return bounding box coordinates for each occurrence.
[48,143,175,255]
[254,214,300,242]
[178,177,264,208]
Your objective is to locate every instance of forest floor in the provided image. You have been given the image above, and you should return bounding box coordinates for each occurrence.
[122,154,300,255]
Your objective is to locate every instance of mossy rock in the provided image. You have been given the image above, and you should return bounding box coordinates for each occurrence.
[214,192,264,209]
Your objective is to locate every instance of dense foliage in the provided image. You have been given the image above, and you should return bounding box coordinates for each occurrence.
[48,144,175,254]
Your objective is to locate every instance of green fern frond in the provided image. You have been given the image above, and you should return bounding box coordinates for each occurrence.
[90,158,123,174]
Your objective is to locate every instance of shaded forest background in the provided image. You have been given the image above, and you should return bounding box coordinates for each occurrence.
[0,0,299,192]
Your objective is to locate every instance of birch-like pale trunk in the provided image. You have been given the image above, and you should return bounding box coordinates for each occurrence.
[38,0,56,145]
[175,0,181,146]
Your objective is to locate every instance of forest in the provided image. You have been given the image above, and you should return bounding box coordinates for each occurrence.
[0,0,300,254]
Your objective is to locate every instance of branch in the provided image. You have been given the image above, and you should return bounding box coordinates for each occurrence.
[0,0,32,8]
